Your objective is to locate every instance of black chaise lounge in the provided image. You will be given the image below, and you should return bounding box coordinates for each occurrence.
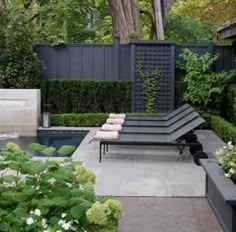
[121,111,200,133]
[124,105,195,127]
[126,103,192,121]
[98,115,207,165]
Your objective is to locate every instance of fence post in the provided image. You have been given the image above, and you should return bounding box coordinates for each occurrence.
[114,35,119,80]
[208,37,215,71]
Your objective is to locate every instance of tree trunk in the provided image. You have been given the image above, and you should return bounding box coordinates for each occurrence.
[108,0,141,43]
[162,0,175,25]
[153,0,164,40]
[108,0,175,42]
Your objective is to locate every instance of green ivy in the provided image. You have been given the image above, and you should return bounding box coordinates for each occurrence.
[136,63,161,113]
[179,49,235,114]
[0,8,42,88]
[41,80,131,113]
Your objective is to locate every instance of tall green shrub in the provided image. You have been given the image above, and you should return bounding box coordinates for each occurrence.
[41,80,131,113]
[179,49,235,114]
[0,8,42,88]
[225,84,236,125]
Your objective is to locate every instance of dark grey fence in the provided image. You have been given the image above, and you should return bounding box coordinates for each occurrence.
[36,43,130,81]
[35,41,236,112]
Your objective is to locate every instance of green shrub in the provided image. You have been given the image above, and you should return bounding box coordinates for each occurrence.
[0,8,42,88]
[178,49,235,114]
[225,84,236,125]
[0,143,123,231]
[202,112,236,143]
[41,80,131,113]
[175,80,186,107]
[51,113,108,127]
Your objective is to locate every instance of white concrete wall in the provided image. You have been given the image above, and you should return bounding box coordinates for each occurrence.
[0,89,41,136]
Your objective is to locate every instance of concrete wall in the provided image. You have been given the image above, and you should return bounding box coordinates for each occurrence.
[0,89,41,136]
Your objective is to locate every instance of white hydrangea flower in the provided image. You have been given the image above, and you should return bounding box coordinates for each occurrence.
[74,219,79,224]
[34,209,41,216]
[225,173,231,178]
[61,222,71,230]
[42,218,48,229]
[48,177,56,185]
[228,141,232,146]
[26,217,34,225]
[61,213,67,218]
[216,148,223,156]
[230,168,236,174]
[66,182,72,187]
[58,219,66,226]
[230,161,236,167]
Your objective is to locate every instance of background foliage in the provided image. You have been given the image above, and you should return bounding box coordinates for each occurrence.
[41,80,132,113]
[0,7,42,88]
[179,49,235,113]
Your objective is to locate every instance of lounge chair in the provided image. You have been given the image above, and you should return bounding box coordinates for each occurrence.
[126,103,192,121]
[121,110,199,133]
[94,115,207,165]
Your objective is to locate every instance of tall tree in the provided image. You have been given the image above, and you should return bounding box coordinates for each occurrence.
[108,0,175,43]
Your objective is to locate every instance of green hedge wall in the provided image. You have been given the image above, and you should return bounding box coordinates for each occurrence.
[41,80,132,113]
[51,113,108,127]
[202,112,236,143]
[225,84,236,125]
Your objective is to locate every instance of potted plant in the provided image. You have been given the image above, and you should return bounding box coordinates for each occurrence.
[200,142,236,232]
[0,143,123,232]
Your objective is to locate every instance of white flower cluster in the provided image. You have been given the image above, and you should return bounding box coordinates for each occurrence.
[216,141,236,179]
[26,210,79,231]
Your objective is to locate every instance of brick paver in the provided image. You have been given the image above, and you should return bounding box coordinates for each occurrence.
[118,197,223,232]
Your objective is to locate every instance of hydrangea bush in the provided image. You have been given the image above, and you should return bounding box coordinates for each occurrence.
[216,141,236,180]
[0,143,123,232]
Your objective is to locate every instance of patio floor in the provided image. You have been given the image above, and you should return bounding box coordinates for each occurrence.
[69,128,225,197]
[39,127,225,231]
[118,197,223,232]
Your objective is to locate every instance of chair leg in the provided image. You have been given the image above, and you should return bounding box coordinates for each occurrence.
[106,144,109,152]
[99,143,102,163]
[103,144,106,154]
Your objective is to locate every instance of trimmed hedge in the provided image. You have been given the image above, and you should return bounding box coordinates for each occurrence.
[51,113,108,127]
[202,112,236,143]
[225,84,236,125]
[41,80,132,113]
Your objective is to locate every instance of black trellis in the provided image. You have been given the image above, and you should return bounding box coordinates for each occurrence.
[131,40,175,113]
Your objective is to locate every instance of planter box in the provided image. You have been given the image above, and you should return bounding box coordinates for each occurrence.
[200,159,236,232]
[0,89,41,136]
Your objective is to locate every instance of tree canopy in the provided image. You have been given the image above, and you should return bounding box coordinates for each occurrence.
[0,0,235,44]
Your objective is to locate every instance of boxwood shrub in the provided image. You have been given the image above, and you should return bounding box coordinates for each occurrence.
[51,113,108,127]
[41,80,132,113]
[202,112,236,143]
[225,84,236,125]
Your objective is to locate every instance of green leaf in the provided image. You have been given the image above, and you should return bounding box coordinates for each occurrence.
[1,191,15,201]
[29,143,47,152]
[41,147,56,156]
[2,175,17,183]
[58,145,76,156]
[70,202,92,219]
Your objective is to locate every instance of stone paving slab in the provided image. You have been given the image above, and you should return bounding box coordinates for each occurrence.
[69,128,225,197]
[118,197,223,232]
